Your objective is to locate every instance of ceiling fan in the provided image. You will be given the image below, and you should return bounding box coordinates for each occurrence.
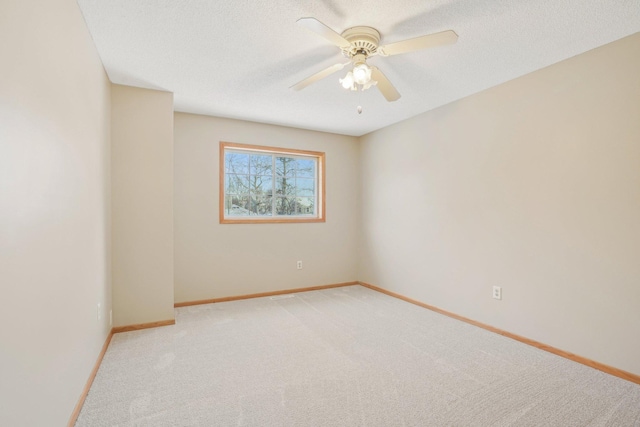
[291,18,458,102]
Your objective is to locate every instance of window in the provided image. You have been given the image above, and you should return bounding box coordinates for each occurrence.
[220,142,325,223]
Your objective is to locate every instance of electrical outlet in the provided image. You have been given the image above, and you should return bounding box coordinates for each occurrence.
[97,302,102,321]
[492,286,502,300]
[296,260,303,270]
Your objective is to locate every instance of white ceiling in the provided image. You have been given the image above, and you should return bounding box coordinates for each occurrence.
[77,0,640,137]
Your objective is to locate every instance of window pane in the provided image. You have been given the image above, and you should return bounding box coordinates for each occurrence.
[250,154,272,175]
[248,176,271,197]
[296,197,315,215]
[226,195,251,216]
[275,196,295,215]
[296,158,316,178]
[226,173,249,195]
[223,195,234,214]
[250,193,273,216]
[225,152,249,174]
[275,177,295,196]
[276,157,295,178]
[296,178,315,197]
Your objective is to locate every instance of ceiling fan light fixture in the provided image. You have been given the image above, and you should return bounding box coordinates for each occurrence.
[339,71,355,90]
[352,62,372,85]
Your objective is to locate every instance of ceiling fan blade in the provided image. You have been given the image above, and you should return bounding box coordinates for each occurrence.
[378,30,458,56]
[290,62,350,91]
[297,17,351,49]
[371,67,401,102]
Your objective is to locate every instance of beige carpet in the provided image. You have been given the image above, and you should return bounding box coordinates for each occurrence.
[76,285,640,426]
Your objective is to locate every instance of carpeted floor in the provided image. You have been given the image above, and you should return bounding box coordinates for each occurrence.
[75,285,640,426]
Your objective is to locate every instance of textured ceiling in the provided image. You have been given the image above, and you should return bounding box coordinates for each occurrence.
[77,0,640,136]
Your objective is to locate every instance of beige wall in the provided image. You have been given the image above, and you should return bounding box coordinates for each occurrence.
[0,0,112,425]
[111,85,175,326]
[174,114,359,302]
[359,33,640,376]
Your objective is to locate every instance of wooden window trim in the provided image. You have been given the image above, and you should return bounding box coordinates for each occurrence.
[219,141,326,224]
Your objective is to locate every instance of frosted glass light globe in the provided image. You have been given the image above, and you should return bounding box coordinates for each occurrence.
[339,71,355,89]
[352,62,372,85]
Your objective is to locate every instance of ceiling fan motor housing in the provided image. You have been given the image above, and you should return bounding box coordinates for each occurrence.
[341,26,381,57]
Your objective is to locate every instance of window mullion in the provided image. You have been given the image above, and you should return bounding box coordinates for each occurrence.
[271,154,276,217]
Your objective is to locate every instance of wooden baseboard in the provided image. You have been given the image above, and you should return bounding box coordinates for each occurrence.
[112,319,175,333]
[359,281,640,386]
[174,281,359,307]
[67,329,114,427]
